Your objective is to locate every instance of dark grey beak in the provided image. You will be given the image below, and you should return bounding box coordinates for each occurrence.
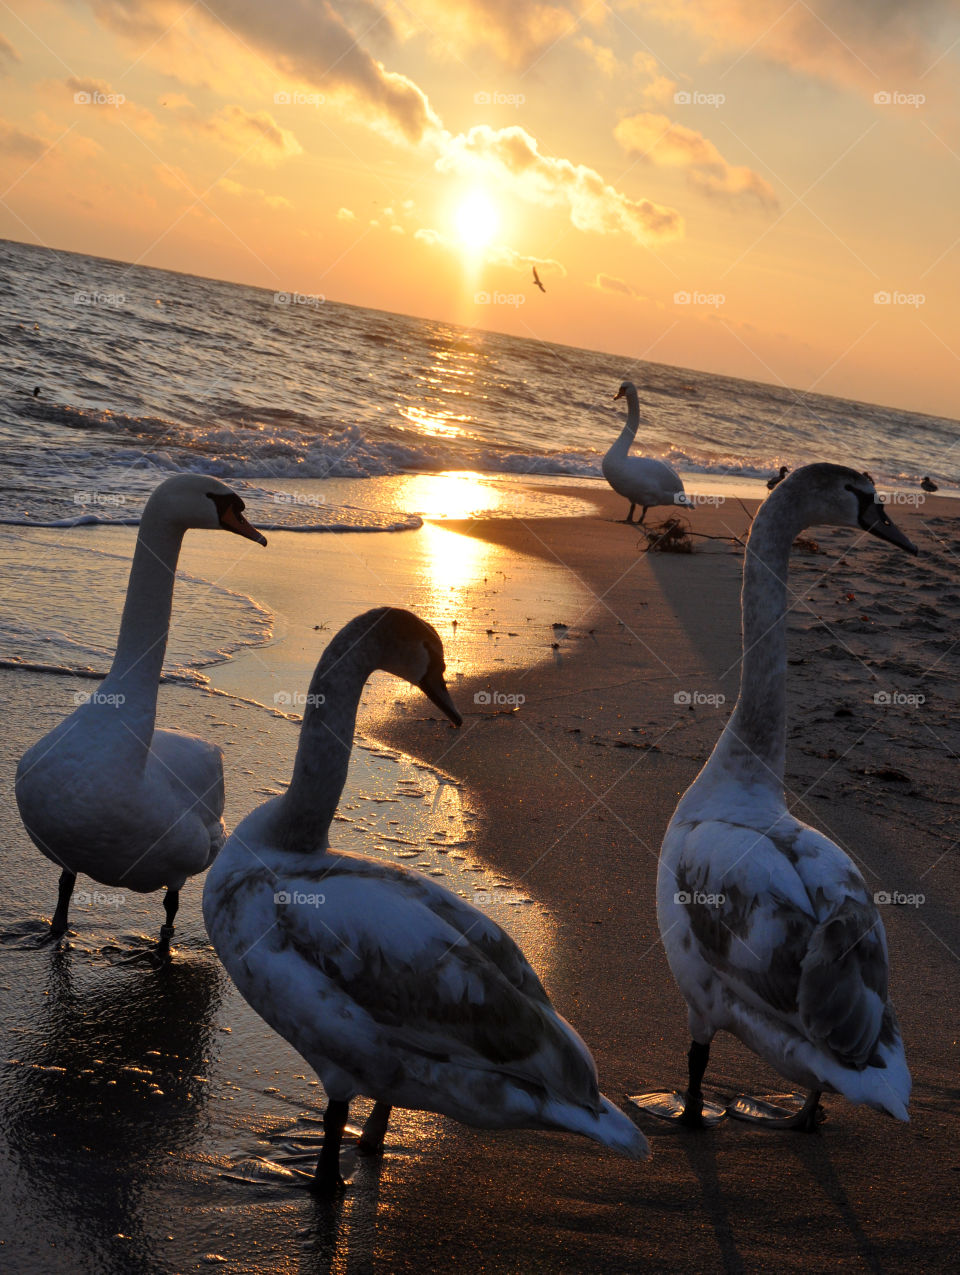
[419,674,462,727]
[859,499,918,556]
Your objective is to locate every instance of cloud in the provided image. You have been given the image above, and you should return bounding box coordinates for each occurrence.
[413,225,566,276]
[642,0,957,94]
[79,0,441,143]
[337,206,356,220]
[218,176,291,208]
[163,98,301,161]
[487,243,567,275]
[593,272,641,297]
[436,124,683,243]
[404,0,589,67]
[211,105,302,159]
[577,36,618,76]
[614,112,778,209]
[0,35,20,71]
[0,119,48,158]
[64,76,161,136]
[641,74,678,107]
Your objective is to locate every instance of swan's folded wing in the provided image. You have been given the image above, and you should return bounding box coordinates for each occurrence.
[677,823,891,1066]
[151,727,225,828]
[797,898,889,1067]
[273,871,598,1100]
[423,890,552,1006]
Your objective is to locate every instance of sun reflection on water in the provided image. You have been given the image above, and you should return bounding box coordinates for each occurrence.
[419,519,492,603]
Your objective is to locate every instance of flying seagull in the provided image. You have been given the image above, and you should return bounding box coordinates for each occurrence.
[533,267,546,293]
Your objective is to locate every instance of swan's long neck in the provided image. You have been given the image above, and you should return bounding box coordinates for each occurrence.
[100,503,185,752]
[275,616,382,852]
[611,389,640,456]
[710,488,804,790]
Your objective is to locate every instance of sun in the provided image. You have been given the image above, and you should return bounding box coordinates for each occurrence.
[455,190,499,252]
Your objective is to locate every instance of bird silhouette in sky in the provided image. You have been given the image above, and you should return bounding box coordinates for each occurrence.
[533,267,546,293]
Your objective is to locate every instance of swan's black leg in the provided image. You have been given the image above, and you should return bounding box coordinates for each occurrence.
[619,502,637,524]
[157,888,179,953]
[50,870,76,937]
[794,1089,824,1131]
[638,505,649,525]
[678,1039,711,1125]
[625,1036,726,1126]
[357,1101,392,1156]
[313,1099,350,1194]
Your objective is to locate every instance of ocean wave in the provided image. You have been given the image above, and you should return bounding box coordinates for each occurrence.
[0,535,274,681]
[0,510,423,533]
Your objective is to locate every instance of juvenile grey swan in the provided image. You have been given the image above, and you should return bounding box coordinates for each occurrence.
[629,465,915,1131]
[203,607,649,1193]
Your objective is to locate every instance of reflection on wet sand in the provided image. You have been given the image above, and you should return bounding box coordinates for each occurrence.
[1,949,224,1270]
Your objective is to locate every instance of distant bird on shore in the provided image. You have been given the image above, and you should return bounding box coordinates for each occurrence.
[603,380,689,524]
[15,475,267,959]
[921,476,938,492]
[532,266,545,293]
[766,466,789,490]
[630,465,914,1133]
[204,608,649,1195]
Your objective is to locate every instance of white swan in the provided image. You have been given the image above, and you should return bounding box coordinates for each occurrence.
[630,465,915,1130]
[15,474,267,956]
[203,607,649,1193]
[602,381,689,524]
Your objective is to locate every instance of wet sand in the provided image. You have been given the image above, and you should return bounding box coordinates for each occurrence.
[1,487,958,1272]
[375,488,960,1274]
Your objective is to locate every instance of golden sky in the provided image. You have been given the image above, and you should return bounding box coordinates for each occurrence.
[2,0,959,417]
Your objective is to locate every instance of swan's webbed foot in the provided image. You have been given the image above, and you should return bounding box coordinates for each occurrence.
[115,928,174,968]
[727,1090,825,1131]
[626,1089,727,1128]
[309,1166,348,1197]
[117,890,179,966]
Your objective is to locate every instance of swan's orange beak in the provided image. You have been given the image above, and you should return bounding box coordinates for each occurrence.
[614,388,624,400]
[222,505,268,546]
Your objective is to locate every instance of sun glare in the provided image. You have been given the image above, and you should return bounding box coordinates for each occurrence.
[455,190,499,252]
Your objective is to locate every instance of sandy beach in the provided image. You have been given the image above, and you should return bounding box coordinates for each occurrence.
[1,486,958,1273]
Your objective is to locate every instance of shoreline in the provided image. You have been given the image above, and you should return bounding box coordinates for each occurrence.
[368,486,960,1272]
[1,483,958,1271]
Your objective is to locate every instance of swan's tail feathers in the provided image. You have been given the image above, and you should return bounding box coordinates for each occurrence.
[827,1037,911,1121]
[547,1094,650,1160]
[865,1049,911,1122]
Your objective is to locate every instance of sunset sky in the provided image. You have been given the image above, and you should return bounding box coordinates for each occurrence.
[1,1,959,417]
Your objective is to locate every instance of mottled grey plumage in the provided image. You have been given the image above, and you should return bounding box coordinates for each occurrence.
[650,465,913,1123]
[204,609,648,1190]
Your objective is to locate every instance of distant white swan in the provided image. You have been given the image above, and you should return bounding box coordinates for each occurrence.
[15,474,267,956]
[602,381,689,524]
[630,465,915,1130]
[203,607,649,1193]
